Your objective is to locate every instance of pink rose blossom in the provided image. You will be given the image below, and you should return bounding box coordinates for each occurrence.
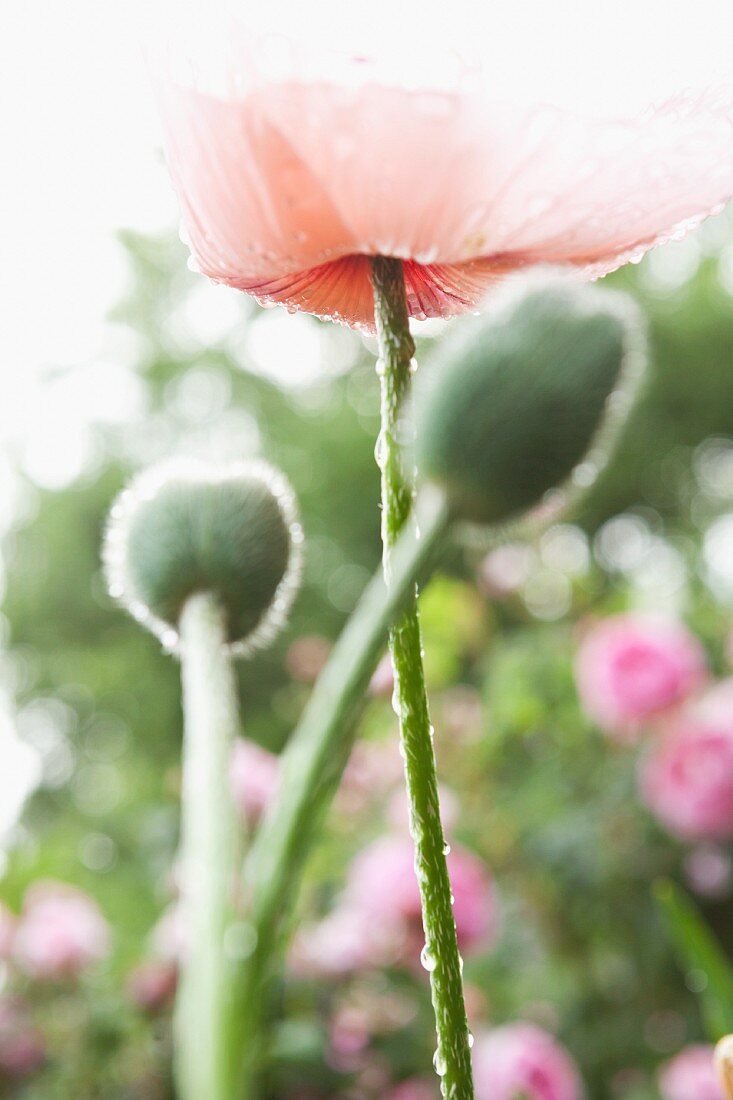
[288,904,395,977]
[0,998,45,1079]
[473,1023,584,1100]
[229,738,280,824]
[683,844,732,899]
[291,835,497,975]
[159,29,733,333]
[336,738,403,816]
[327,1004,372,1072]
[574,615,706,736]
[345,835,498,956]
[13,882,110,981]
[638,715,733,841]
[694,678,733,723]
[126,959,178,1013]
[659,1045,724,1100]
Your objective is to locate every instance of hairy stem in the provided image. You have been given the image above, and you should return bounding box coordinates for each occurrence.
[175,593,242,1100]
[238,490,450,1096]
[371,255,475,1100]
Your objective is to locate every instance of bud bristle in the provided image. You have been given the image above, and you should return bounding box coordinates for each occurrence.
[415,271,645,526]
[103,459,303,656]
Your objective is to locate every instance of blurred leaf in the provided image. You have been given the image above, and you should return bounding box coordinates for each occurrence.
[654,877,733,1039]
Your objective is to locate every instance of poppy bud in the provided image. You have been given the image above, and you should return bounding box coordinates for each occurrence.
[103,459,303,655]
[415,272,644,525]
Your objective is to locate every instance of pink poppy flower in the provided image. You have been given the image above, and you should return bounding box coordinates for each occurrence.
[472,1022,584,1100]
[659,1045,724,1100]
[574,614,707,737]
[13,881,110,981]
[229,737,280,824]
[158,27,733,331]
[638,713,733,841]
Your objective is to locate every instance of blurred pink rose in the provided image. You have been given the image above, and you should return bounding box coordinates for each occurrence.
[473,1022,584,1100]
[289,904,397,977]
[126,959,178,1013]
[336,738,403,816]
[683,844,732,899]
[229,738,280,824]
[0,998,44,1079]
[292,835,497,976]
[694,678,733,723]
[638,716,733,841]
[13,881,110,981]
[345,834,498,957]
[659,1045,724,1100]
[327,1003,372,1072]
[574,615,706,736]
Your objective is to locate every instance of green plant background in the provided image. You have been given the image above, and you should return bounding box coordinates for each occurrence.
[3,222,733,1098]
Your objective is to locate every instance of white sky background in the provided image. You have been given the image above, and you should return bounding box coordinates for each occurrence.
[2,0,733,832]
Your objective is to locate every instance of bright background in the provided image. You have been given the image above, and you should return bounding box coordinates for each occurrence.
[5,6,733,1097]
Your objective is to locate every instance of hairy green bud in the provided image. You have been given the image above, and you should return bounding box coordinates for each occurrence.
[103,459,303,655]
[415,272,645,525]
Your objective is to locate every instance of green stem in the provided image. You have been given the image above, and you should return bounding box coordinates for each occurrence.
[238,489,450,1095]
[371,255,475,1099]
[175,593,242,1100]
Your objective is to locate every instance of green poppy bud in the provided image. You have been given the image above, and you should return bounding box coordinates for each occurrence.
[103,459,303,655]
[415,273,645,525]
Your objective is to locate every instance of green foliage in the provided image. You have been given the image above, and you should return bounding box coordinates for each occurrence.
[2,228,733,1097]
[655,879,733,1040]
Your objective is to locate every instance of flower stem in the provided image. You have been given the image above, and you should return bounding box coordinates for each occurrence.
[238,488,450,1095]
[371,255,475,1100]
[175,592,242,1100]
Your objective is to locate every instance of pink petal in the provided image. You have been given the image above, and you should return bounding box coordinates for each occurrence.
[160,71,733,329]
